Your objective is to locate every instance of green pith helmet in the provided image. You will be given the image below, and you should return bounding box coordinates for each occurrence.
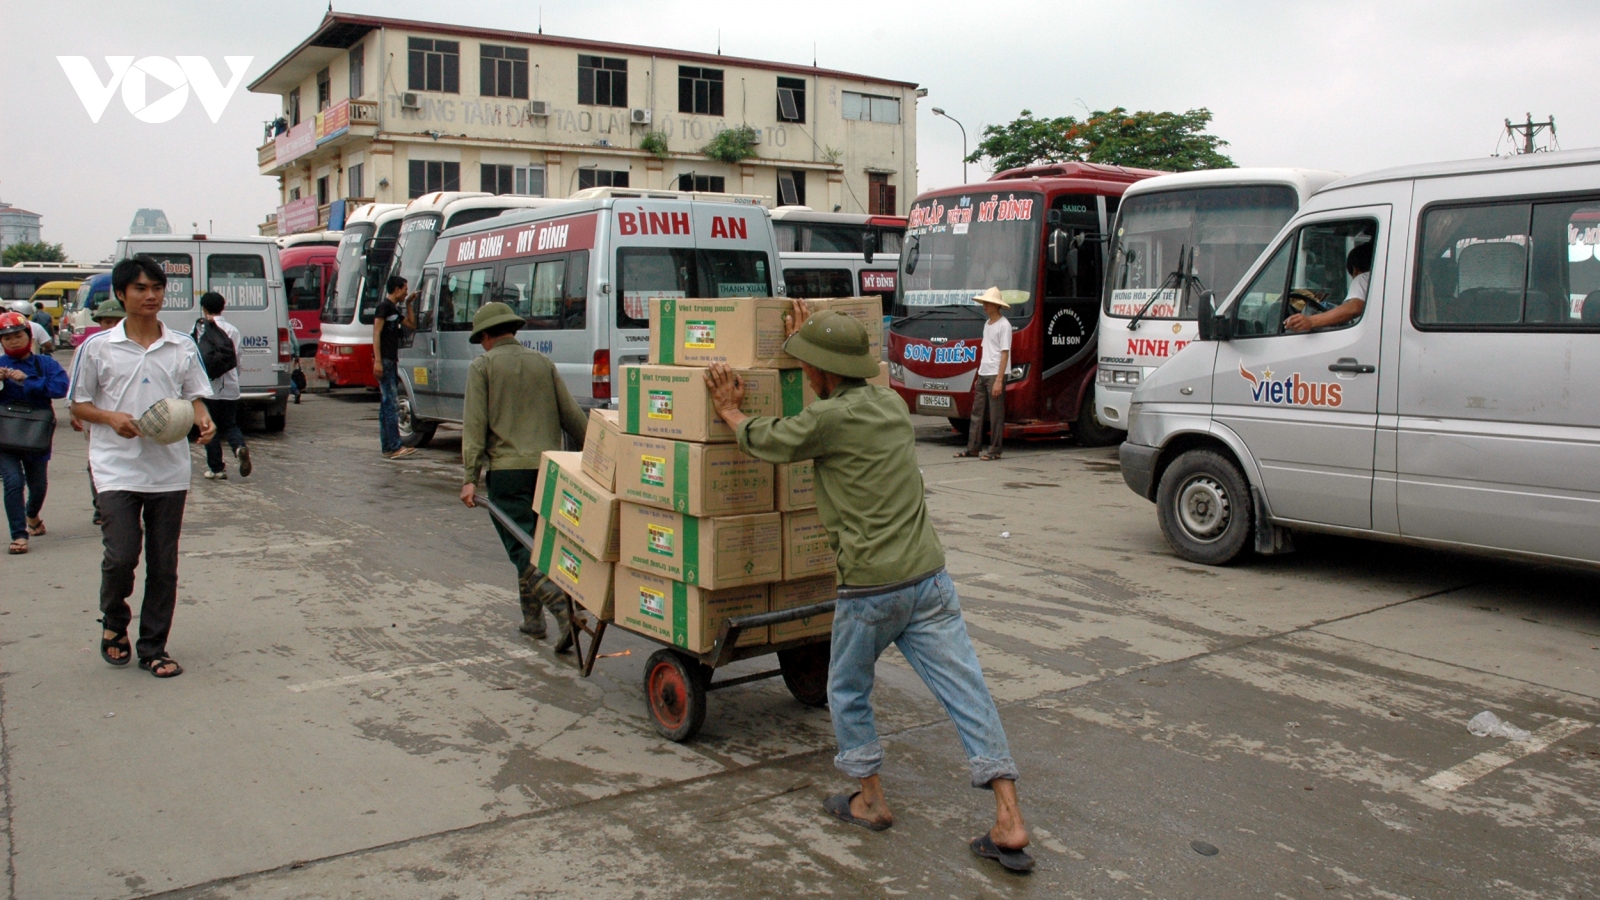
[782,311,879,379]
[469,301,526,344]
[94,300,127,323]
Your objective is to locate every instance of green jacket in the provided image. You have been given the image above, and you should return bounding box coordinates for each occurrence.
[736,380,945,587]
[462,340,587,485]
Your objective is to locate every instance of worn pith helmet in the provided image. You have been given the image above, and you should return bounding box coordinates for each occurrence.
[94,300,127,322]
[469,301,526,344]
[782,311,880,379]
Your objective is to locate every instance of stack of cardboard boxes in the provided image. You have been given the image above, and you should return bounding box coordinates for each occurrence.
[543,297,886,656]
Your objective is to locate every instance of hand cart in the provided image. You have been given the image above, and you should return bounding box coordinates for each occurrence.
[481,498,835,742]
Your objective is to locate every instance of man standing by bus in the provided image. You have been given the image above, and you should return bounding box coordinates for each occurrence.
[457,302,588,651]
[704,306,1033,874]
[372,276,415,460]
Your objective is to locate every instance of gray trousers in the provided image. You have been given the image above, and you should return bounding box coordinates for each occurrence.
[98,490,187,660]
[967,374,1005,455]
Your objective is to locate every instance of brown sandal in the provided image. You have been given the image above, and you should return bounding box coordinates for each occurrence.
[953,450,981,458]
[7,538,26,555]
[26,517,45,536]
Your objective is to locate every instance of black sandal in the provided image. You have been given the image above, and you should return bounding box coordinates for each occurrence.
[100,625,132,667]
[138,656,183,678]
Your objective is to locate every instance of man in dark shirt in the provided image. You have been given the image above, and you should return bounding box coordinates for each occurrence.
[372,276,415,460]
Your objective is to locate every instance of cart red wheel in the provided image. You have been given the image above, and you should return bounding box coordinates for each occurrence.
[778,642,831,708]
[643,649,708,742]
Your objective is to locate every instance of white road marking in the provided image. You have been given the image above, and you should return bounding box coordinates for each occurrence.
[288,648,536,693]
[1421,718,1592,792]
[933,477,987,486]
[186,539,352,558]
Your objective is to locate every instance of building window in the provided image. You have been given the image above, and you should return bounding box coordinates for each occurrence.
[409,160,461,198]
[842,91,900,124]
[480,44,529,99]
[289,187,301,201]
[678,174,726,193]
[316,176,329,206]
[578,169,629,190]
[868,173,896,215]
[316,67,331,111]
[778,170,806,206]
[348,46,365,98]
[287,88,301,126]
[678,66,723,116]
[348,163,364,198]
[515,166,546,197]
[481,164,514,195]
[408,38,460,93]
[579,56,628,108]
[777,77,805,123]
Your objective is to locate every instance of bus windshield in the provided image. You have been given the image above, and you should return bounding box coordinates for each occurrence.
[324,224,375,324]
[615,248,772,328]
[899,191,1041,320]
[389,214,444,297]
[1105,184,1298,320]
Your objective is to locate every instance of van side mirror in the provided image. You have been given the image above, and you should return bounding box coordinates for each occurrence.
[861,230,879,265]
[1197,291,1231,341]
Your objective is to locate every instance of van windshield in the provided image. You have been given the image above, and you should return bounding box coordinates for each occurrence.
[615,248,772,329]
[1105,184,1299,320]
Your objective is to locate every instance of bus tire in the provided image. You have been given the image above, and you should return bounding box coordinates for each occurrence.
[1155,449,1252,566]
[1074,400,1124,447]
[948,418,970,435]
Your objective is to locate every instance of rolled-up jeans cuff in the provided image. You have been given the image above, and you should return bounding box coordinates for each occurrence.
[970,756,1020,789]
[834,740,885,779]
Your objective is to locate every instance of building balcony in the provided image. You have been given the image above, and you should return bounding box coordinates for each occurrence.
[258,141,276,168]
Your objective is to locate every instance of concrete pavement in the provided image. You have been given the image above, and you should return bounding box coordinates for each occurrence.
[0,390,1595,898]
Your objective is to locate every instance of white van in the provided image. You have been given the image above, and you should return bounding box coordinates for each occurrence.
[116,235,293,431]
[395,188,784,445]
[1120,148,1600,567]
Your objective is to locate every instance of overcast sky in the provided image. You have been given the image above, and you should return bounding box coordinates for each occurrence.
[1,0,1594,260]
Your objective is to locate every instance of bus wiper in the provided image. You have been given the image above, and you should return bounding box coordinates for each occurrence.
[892,304,986,326]
[1127,245,1197,332]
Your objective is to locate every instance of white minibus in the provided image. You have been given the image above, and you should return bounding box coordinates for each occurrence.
[1121,148,1600,568]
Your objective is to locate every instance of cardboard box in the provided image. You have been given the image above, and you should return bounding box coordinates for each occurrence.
[811,297,884,357]
[802,359,892,406]
[649,297,798,369]
[536,451,621,561]
[581,408,622,492]
[774,460,815,511]
[619,502,782,590]
[771,576,837,642]
[620,365,804,442]
[533,519,615,620]
[782,509,837,580]
[617,434,774,517]
[613,566,770,652]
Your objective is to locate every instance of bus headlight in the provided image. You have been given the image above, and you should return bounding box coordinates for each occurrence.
[887,361,905,382]
[1098,366,1141,386]
[1005,363,1028,384]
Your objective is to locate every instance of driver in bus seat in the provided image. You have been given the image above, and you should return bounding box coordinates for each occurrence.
[1285,242,1372,333]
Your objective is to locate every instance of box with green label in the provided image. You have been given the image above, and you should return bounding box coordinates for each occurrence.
[771,575,836,642]
[618,502,782,590]
[532,519,615,620]
[648,297,798,369]
[775,460,815,511]
[620,365,804,443]
[782,509,837,580]
[580,408,623,492]
[613,566,770,652]
[617,434,774,517]
[535,451,621,561]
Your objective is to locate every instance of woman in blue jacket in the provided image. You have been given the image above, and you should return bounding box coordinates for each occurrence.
[0,312,69,554]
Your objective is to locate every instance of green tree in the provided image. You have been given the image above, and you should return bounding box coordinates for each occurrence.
[968,107,1234,173]
[2,241,68,267]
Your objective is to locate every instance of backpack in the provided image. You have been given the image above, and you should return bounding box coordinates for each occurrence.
[193,319,238,380]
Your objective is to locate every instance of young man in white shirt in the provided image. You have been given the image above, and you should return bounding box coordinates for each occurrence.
[70,257,215,679]
[194,291,251,479]
[955,287,1014,461]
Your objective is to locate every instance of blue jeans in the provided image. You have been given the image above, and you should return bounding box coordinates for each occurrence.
[829,569,1019,788]
[377,359,401,453]
[0,450,49,540]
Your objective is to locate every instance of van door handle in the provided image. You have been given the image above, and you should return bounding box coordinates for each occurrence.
[1327,358,1375,374]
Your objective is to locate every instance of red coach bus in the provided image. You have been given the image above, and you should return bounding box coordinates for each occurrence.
[278,231,340,356]
[888,162,1160,444]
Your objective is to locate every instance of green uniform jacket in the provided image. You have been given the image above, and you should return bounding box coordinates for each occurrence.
[462,341,587,485]
[736,380,945,587]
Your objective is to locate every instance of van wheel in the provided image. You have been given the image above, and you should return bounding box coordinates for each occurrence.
[396,394,436,448]
[1074,400,1124,447]
[263,410,287,433]
[1156,449,1252,565]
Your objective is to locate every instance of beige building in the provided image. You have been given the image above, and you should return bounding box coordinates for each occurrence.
[250,12,919,234]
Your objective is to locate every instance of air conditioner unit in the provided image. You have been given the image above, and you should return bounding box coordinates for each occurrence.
[746,128,762,145]
[630,108,652,125]
[400,92,421,110]
[527,100,550,117]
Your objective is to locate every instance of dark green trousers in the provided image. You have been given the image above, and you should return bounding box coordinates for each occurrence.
[485,468,540,575]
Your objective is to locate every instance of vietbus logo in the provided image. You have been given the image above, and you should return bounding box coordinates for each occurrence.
[58,56,252,123]
[1238,364,1343,407]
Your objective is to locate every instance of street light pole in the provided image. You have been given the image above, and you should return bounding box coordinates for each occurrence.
[932,107,967,184]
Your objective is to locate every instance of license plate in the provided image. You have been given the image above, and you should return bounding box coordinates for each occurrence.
[918,394,953,411]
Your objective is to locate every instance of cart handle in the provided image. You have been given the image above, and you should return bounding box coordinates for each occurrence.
[478,496,536,551]
[728,601,836,630]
